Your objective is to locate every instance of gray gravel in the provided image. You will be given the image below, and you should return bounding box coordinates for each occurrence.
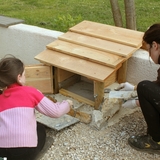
[39,109,160,160]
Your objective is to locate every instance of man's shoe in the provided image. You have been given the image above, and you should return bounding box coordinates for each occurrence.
[128,135,160,154]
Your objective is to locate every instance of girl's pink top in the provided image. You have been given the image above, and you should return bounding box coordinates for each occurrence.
[0,83,70,147]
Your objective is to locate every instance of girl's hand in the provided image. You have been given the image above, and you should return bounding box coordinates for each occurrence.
[66,99,73,108]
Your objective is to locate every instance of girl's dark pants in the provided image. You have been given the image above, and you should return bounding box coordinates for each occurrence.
[137,80,160,142]
[0,122,46,160]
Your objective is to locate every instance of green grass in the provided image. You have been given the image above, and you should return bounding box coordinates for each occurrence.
[0,0,160,32]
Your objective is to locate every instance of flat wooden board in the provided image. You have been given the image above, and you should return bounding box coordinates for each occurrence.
[47,40,125,68]
[25,65,52,79]
[59,88,95,106]
[70,20,144,48]
[25,65,53,93]
[35,49,121,82]
[59,31,137,58]
[57,68,75,83]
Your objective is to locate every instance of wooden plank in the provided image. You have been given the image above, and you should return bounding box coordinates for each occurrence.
[47,95,91,124]
[25,78,54,93]
[81,76,93,84]
[94,81,104,109]
[69,20,144,48]
[47,40,125,68]
[58,74,81,89]
[25,65,53,93]
[59,31,137,58]
[59,88,95,106]
[57,68,75,83]
[53,67,59,93]
[117,60,128,83]
[104,71,117,87]
[25,65,51,78]
[35,49,121,82]
[68,108,91,124]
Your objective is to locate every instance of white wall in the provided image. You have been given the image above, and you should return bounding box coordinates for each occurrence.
[126,49,159,85]
[0,23,159,84]
[0,24,64,65]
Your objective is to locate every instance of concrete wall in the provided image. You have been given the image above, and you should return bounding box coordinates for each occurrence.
[126,49,159,85]
[0,23,159,84]
[0,23,63,65]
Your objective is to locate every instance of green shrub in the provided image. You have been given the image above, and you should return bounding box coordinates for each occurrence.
[51,14,83,32]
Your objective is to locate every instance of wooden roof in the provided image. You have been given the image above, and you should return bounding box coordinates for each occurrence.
[35,20,144,82]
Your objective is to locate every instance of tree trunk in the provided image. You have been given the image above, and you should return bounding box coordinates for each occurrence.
[124,0,136,30]
[109,0,123,27]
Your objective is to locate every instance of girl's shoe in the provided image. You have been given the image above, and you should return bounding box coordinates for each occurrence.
[128,135,160,154]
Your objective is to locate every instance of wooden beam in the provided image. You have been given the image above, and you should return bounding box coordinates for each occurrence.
[94,81,104,110]
[53,67,59,93]
[104,71,117,87]
[58,74,81,89]
[46,95,91,124]
[117,61,128,83]
[59,88,95,106]
[57,68,75,83]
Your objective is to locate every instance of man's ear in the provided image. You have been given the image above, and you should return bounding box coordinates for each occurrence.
[152,41,158,50]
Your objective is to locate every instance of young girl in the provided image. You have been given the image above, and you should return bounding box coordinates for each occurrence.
[0,56,73,160]
[117,23,160,154]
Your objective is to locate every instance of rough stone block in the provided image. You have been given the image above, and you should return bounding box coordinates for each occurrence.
[101,98,122,121]
[90,110,106,130]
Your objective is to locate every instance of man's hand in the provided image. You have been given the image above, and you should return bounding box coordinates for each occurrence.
[115,82,135,91]
[122,99,138,109]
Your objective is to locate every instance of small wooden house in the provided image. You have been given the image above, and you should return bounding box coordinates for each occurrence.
[28,20,143,109]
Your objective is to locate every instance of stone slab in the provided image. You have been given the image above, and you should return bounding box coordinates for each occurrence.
[36,112,80,131]
[0,15,24,27]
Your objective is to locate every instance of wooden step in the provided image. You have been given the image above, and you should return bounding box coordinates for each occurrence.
[35,49,121,82]
[59,31,137,58]
[70,20,144,48]
[47,40,125,68]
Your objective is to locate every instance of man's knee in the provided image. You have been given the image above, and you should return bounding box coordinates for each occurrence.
[137,80,151,92]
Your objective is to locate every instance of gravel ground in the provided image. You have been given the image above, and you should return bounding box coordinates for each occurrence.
[39,108,160,160]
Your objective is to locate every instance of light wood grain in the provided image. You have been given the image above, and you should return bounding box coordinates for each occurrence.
[70,20,143,48]
[47,40,125,68]
[25,65,53,93]
[94,81,104,109]
[57,68,75,83]
[35,49,121,82]
[59,88,95,107]
[59,31,137,58]
[104,71,117,87]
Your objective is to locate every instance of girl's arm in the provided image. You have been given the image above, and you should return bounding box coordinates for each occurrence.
[35,97,71,118]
